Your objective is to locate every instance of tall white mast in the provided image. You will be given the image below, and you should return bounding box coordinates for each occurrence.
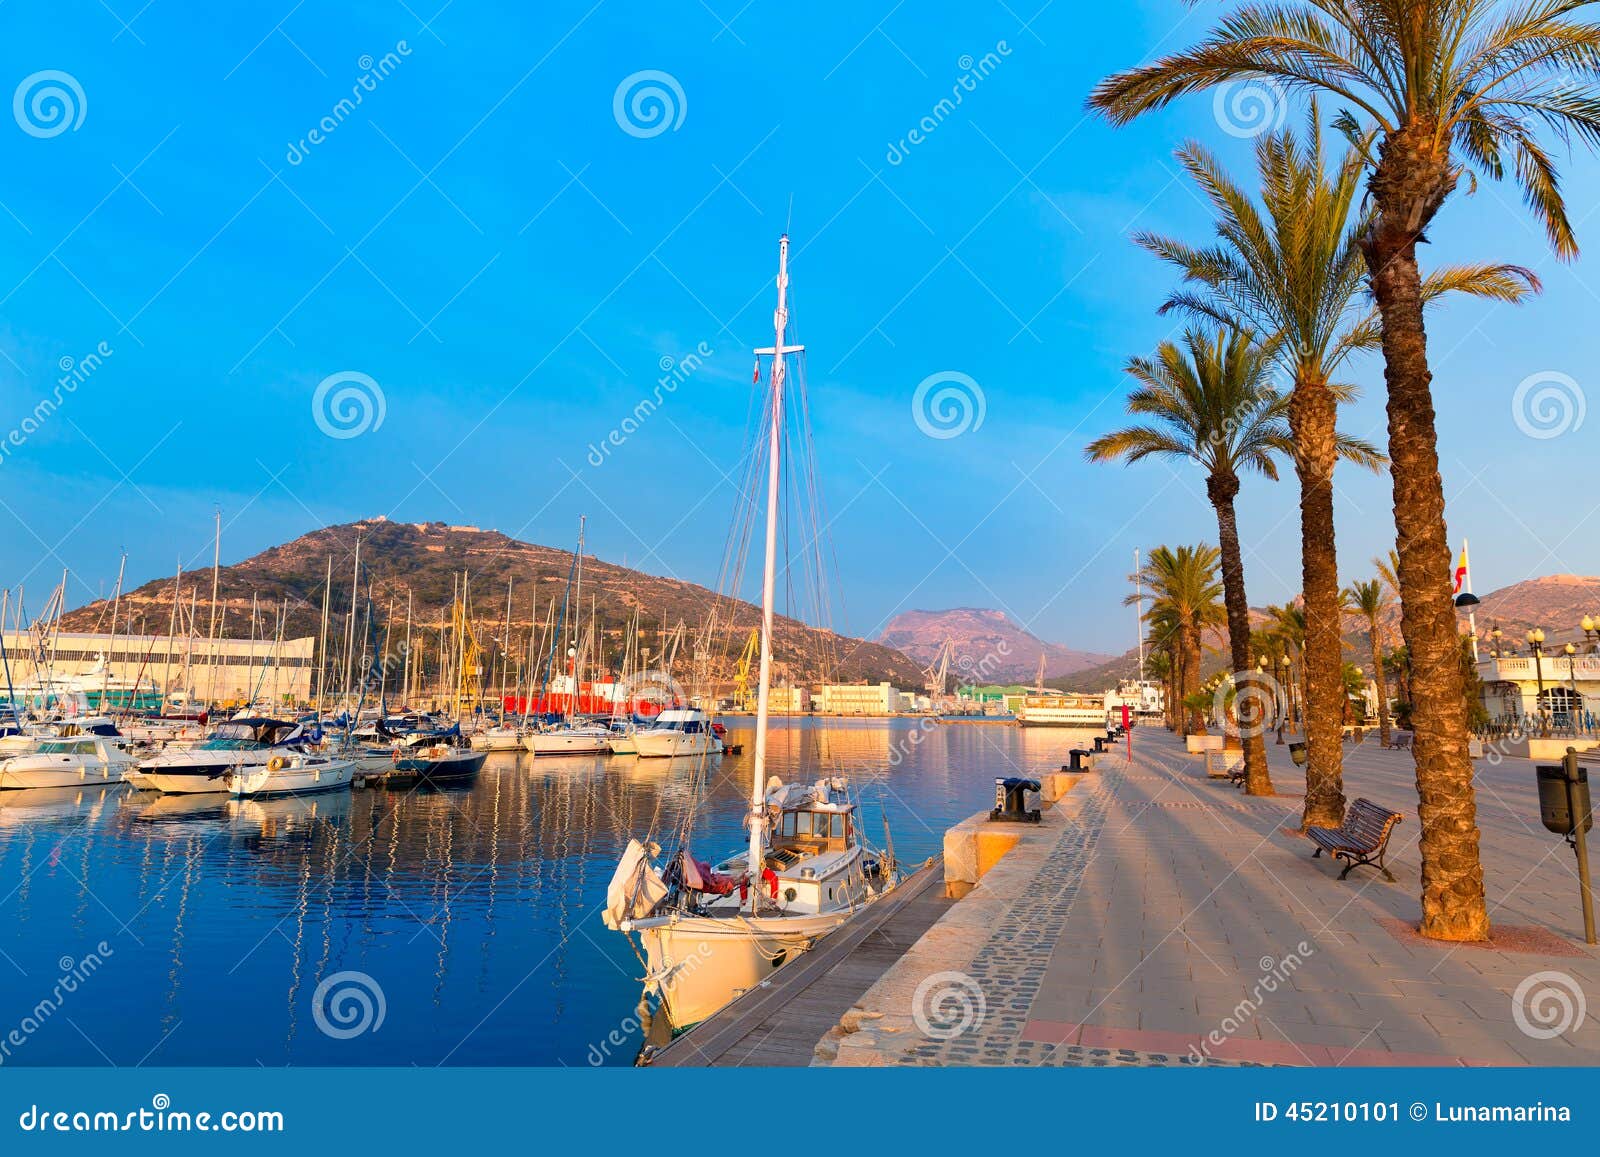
[205,509,221,707]
[1134,548,1144,679]
[749,234,804,907]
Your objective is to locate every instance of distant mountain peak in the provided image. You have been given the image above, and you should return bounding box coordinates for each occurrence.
[876,607,1112,683]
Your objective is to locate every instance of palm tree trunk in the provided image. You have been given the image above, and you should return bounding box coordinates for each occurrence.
[1370,617,1393,746]
[1365,187,1490,942]
[1184,626,1203,733]
[1209,475,1272,795]
[1291,378,1348,828]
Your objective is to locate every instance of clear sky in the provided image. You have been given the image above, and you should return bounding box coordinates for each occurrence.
[2,1,1597,653]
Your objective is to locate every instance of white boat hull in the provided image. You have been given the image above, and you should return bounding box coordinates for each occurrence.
[0,761,126,790]
[633,731,722,758]
[630,909,852,1028]
[523,731,611,756]
[469,730,524,751]
[228,758,355,798]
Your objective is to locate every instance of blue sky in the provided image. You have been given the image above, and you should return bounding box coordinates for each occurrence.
[1,0,1597,653]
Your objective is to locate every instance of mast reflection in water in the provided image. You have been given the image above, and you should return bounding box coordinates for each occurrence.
[0,719,1079,1065]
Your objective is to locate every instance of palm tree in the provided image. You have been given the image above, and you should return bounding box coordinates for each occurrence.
[1136,107,1389,828]
[1087,0,1600,950]
[1348,578,1395,746]
[1090,330,1291,794]
[1134,545,1225,735]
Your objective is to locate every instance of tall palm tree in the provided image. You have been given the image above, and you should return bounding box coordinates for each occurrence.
[1136,107,1388,828]
[1348,578,1396,746]
[1090,330,1292,794]
[1134,545,1226,736]
[1087,0,1600,949]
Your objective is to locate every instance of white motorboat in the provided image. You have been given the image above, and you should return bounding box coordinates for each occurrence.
[226,752,355,798]
[0,735,138,790]
[128,717,311,794]
[470,724,524,751]
[604,234,898,1037]
[523,723,612,756]
[632,708,723,758]
[605,720,638,755]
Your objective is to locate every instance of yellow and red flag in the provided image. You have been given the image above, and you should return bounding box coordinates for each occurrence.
[1452,546,1469,595]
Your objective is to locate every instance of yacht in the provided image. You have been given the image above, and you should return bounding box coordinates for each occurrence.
[1016,692,1109,729]
[523,722,613,756]
[128,718,311,794]
[605,719,638,755]
[226,752,355,798]
[632,708,723,758]
[0,735,138,790]
[469,723,525,751]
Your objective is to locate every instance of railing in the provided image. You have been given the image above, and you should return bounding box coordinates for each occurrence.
[1477,714,1600,742]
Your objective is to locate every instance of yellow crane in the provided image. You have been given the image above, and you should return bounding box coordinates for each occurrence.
[732,628,760,711]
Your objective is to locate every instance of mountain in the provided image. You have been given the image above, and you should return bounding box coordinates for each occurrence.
[1449,574,1600,642]
[1058,573,1600,692]
[875,608,1113,685]
[57,518,925,688]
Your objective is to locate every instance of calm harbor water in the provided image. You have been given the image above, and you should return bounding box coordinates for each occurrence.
[0,719,1084,1067]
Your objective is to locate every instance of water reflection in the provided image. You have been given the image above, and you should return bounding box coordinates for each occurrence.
[0,720,1060,1065]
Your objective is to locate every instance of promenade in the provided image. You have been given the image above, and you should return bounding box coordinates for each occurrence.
[823,729,1600,1066]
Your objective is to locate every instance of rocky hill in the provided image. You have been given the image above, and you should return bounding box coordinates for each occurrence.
[58,518,925,688]
[876,607,1113,685]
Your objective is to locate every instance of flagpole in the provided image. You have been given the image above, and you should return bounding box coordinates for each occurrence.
[1463,538,1479,663]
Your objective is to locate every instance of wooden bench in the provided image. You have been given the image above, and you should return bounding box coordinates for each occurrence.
[1306,798,1405,882]
[1382,732,1412,751]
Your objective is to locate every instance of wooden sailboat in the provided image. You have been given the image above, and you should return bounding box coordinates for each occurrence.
[603,234,898,1033]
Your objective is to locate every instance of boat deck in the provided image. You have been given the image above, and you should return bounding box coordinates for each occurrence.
[648,857,949,1067]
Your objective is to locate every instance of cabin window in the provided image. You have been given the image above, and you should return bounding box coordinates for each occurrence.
[830,814,846,839]
[794,812,814,836]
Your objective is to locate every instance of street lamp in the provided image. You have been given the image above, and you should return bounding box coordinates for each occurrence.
[1583,615,1600,653]
[1490,627,1504,657]
[1528,628,1548,727]
[1566,642,1584,734]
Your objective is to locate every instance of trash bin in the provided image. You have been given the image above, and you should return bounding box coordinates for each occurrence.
[1537,763,1593,836]
[1289,741,1308,767]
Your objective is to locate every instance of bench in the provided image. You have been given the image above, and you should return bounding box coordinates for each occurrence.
[1382,732,1412,751]
[1306,797,1405,882]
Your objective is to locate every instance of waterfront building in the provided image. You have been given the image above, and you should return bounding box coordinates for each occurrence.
[814,682,909,715]
[1477,652,1600,725]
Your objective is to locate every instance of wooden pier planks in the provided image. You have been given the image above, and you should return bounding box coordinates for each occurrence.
[650,857,949,1067]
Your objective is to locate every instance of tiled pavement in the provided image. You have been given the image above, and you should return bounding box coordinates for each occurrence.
[840,729,1600,1066]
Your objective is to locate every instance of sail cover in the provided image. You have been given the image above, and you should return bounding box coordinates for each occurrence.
[602,839,668,930]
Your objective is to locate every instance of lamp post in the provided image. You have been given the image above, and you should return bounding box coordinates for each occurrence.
[1583,615,1600,653]
[1490,627,1503,658]
[1566,642,1584,735]
[1528,628,1547,730]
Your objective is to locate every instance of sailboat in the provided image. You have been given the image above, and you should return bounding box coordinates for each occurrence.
[602,234,898,1032]
[524,519,613,757]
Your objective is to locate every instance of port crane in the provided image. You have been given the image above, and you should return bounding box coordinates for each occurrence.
[732,628,760,710]
[923,637,957,697]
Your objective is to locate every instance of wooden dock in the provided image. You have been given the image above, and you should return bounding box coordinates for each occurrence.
[648,857,950,1067]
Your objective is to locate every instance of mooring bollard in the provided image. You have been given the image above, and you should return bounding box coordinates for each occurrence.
[1535,748,1596,945]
